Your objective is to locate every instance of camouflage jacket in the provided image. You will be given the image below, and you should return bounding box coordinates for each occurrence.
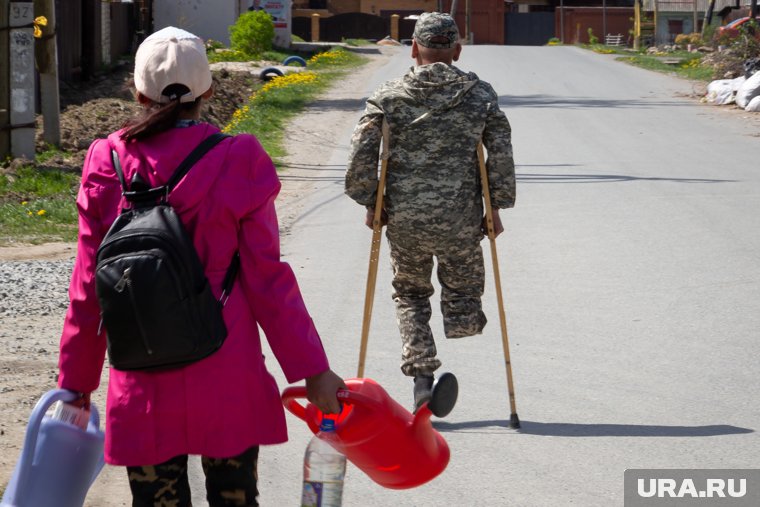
[345,62,515,243]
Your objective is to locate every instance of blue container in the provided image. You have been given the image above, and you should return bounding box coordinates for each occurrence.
[1,389,105,507]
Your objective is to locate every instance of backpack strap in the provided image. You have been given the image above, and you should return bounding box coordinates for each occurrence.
[111,149,129,193]
[111,132,230,204]
[165,132,230,192]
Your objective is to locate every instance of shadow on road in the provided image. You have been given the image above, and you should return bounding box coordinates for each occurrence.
[499,95,694,109]
[304,97,369,111]
[515,172,735,184]
[433,420,754,437]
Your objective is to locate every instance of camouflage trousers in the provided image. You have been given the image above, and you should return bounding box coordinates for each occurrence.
[126,446,259,507]
[388,237,487,377]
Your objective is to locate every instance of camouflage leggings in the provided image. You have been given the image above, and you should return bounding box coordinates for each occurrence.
[126,446,259,507]
[389,238,487,377]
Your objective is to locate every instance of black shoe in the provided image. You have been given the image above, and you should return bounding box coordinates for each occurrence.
[413,375,434,413]
[428,372,458,418]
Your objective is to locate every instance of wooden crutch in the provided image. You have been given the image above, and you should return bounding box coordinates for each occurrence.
[477,143,520,429]
[357,120,390,378]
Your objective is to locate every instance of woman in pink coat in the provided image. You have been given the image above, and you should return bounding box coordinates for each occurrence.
[57,27,344,506]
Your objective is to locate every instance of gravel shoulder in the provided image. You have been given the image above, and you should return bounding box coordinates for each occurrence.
[0,47,397,504]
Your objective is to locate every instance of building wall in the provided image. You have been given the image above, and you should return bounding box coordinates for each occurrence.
[449,0,505,44]
[655,13,699,43]
[555,7,634,44]
[153,0,247,45]
[293,0,504,44]
[356,0,436,16]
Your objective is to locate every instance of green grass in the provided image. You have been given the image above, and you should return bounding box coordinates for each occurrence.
[616,51,714,81]
[0,166,80,244]
[0,47,367,246]
[343,38,373,46]
[580,43,714,81]
[224,48,366,160]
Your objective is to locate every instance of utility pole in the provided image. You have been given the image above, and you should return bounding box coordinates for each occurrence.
[8,1,36,159]
[465,0,471,43]
[702,0,716,37]
[751,0,757,18]
[1,0,10,159]
[634,0,641,49]
[34,0,59,146]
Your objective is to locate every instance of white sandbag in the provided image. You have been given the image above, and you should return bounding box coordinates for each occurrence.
[732,75,747,91]
[706,79,734,105]
[706,77,745,105]
[736,71,760,109]
[746,95,760,112]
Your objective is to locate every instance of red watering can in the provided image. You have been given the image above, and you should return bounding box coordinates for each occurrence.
[282,376,456,490]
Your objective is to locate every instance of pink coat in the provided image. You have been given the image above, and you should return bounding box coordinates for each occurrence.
[58,123,329,466]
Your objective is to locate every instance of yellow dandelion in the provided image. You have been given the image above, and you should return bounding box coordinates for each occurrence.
[21,201,28,205]
[37,209,46,216]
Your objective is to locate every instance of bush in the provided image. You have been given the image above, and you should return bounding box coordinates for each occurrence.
[229,11,275,56]
[675,32,702,46]
[588,28,599,45]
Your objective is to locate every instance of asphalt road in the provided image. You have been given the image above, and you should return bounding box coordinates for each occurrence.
[209,46,760,506]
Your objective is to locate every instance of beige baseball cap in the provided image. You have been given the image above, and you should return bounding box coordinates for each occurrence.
[134,26,212,104]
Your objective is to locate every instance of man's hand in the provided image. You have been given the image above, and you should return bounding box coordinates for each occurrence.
[305,369,347,415]
[481,208,504,238]
[364,208,388,230]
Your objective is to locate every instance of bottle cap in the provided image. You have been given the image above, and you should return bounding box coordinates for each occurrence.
[319,417,336,432]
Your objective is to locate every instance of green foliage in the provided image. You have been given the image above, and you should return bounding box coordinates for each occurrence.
[35,144,66,164]
[0,167,80,244]
[207,48,251,63]
[617,52,713,81]
[342,38,373,46]
[547,37,561,46]
[674,32,702,46]
[588,27,599,45]
[205,39,226,51]
[229,10,275,56]
[224,48,367,164]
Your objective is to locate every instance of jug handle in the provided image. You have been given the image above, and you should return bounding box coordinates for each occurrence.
[282,384,382,422]
[87,404,106,484]
[8,389,79,504]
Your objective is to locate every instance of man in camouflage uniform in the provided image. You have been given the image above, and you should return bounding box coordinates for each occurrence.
[345,12,516,410]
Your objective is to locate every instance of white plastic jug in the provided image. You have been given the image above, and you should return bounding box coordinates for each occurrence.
[1,389,105,507]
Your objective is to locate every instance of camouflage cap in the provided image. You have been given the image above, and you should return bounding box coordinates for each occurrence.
[413,12,460,49]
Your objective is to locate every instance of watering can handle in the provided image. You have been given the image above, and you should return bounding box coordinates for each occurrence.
[9,389,103,504]
[281,385,381,422]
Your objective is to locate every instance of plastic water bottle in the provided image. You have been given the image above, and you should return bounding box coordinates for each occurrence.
[47,401,90,430]
[301,418,346,507]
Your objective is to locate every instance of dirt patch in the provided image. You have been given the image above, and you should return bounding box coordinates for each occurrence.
[32,63,260,172]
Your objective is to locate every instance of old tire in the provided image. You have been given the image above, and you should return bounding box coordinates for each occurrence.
[260,67,284,81]
[282,55,307,67]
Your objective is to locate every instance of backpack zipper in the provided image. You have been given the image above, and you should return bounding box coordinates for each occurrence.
[116,267,154,355]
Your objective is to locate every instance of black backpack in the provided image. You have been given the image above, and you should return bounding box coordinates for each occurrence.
[95,133,239,371]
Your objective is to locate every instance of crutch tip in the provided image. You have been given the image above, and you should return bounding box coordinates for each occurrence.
[509,413,521,429]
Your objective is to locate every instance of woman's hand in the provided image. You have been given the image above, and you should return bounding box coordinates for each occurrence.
[305,369,347,414]
[68,391,91,410]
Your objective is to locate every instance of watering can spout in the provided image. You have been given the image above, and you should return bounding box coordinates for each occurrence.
[410,405,441,455]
